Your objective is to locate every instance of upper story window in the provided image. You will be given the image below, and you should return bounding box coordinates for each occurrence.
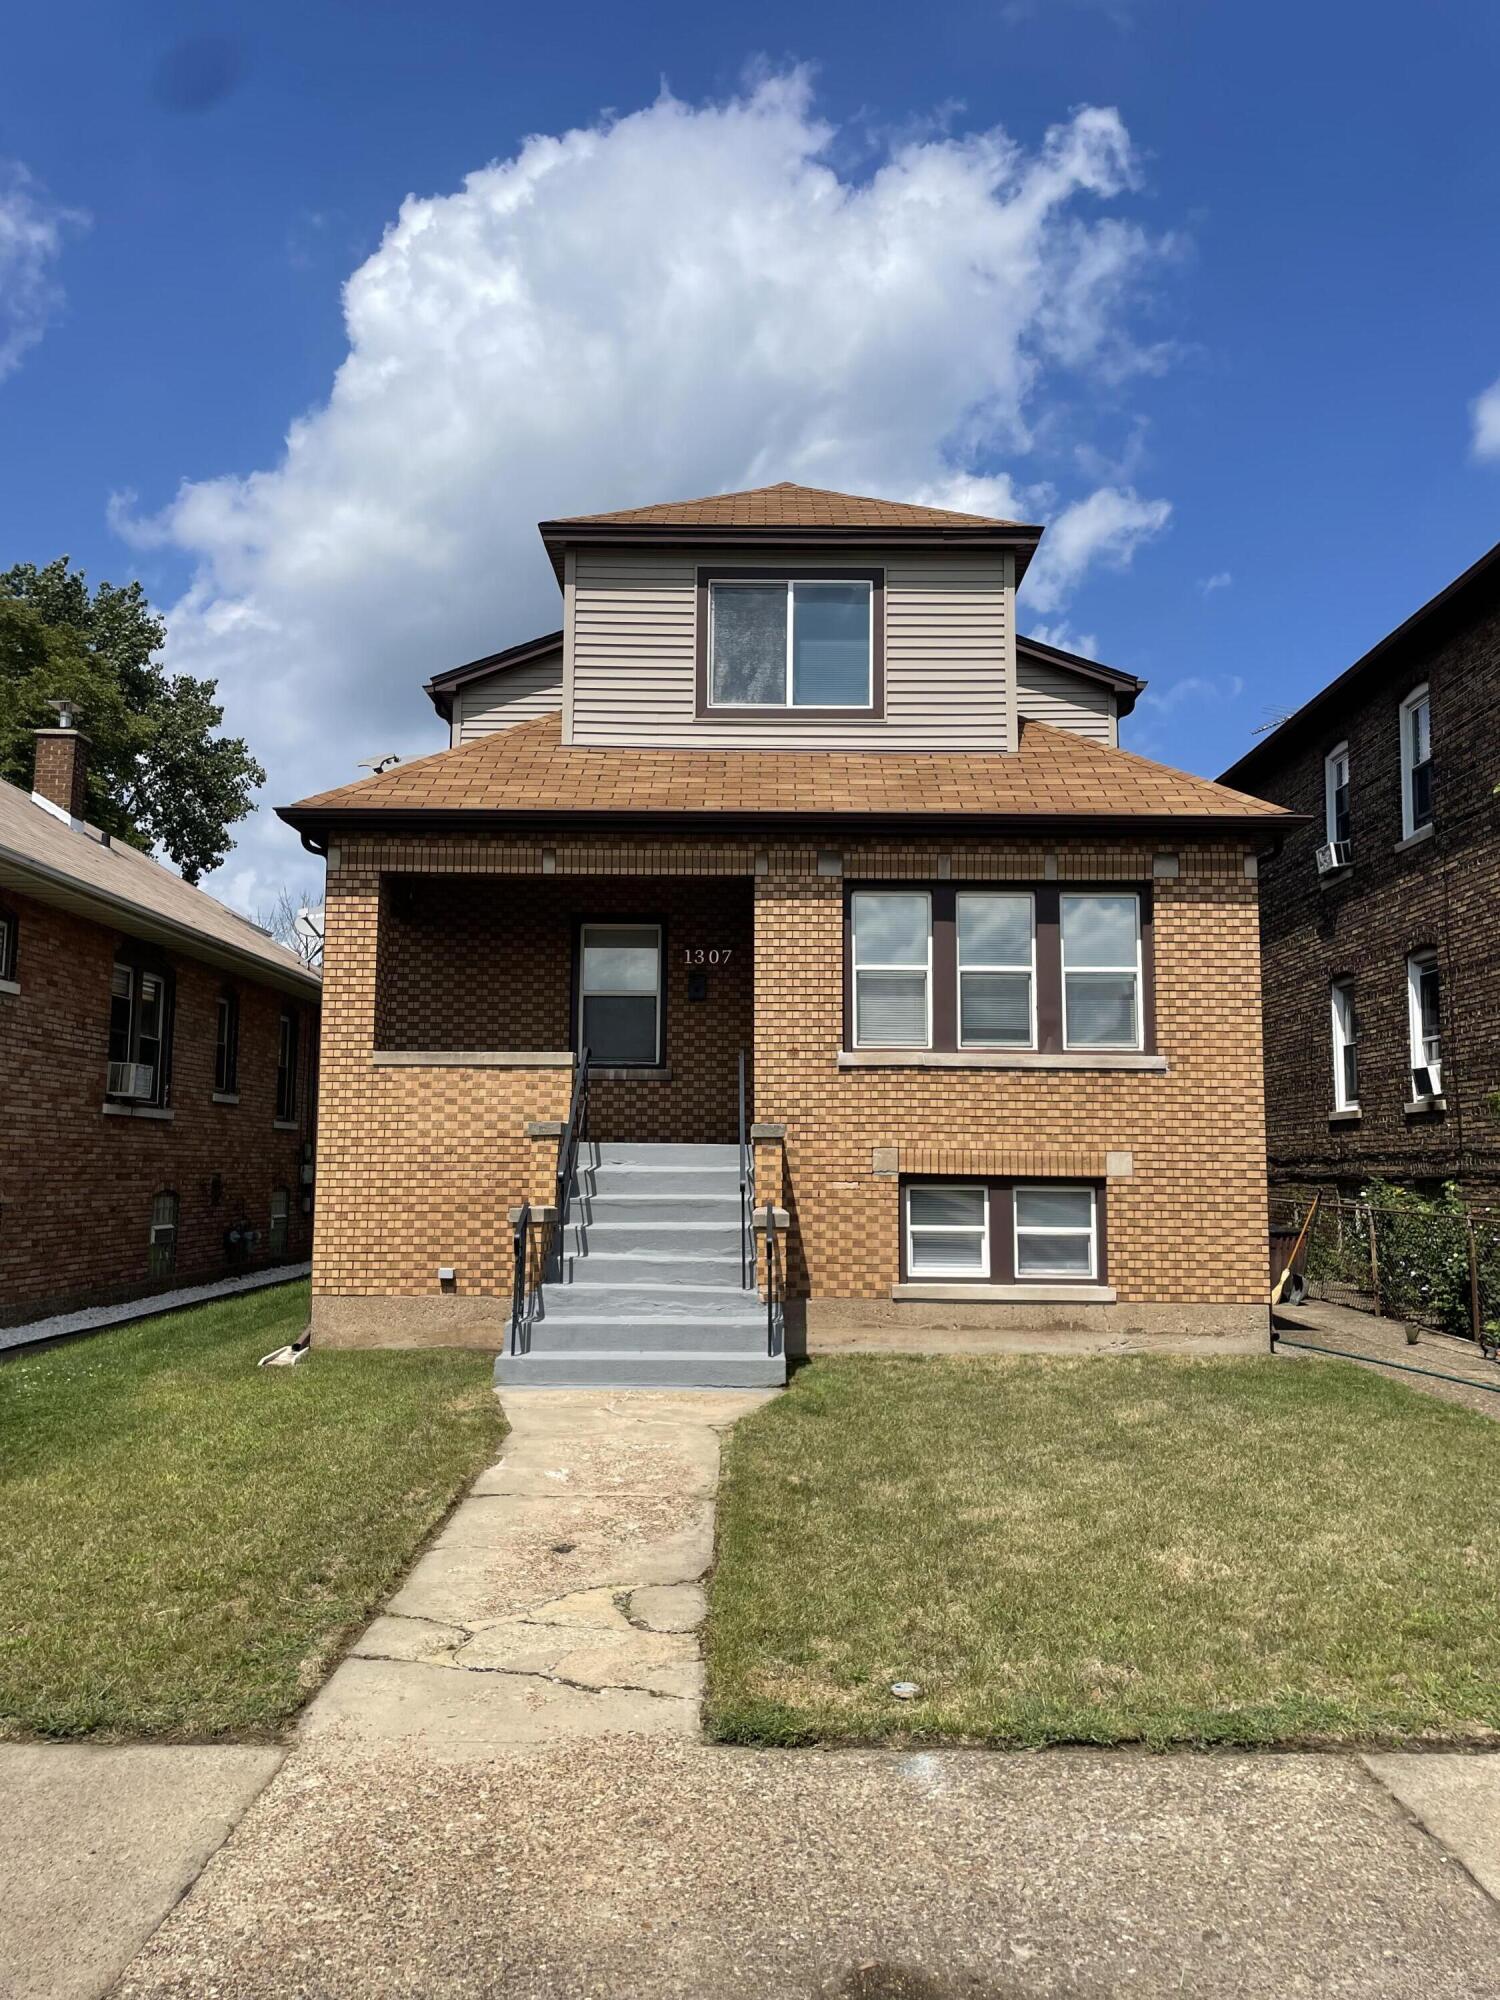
[1406,949,1442,1099]
[1400,685,1433,838]
[0,905,17,985]
[847,885,1150,1055]
[699,568,883,716]
[275,1009,300,1123]
[107,959,173,1106]
[215,990,240,1096]
[1330,977,1359,1111]
[1324,743,1351,849]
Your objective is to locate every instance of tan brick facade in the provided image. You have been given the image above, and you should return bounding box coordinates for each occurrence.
[311,829,1268,1344]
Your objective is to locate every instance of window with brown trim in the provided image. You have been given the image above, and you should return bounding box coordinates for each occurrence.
[106,957,174,1106]
[215,989,240,1095]
[695,567,885,717]
[0,904,17,983]
[275,1009,299,1122]
[901,1178,1106,1284]
[845,884,1153,1054]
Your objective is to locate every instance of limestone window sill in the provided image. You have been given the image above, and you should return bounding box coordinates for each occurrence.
[1404,1095,1447,1117]
[273,1118,300,1131]
[212,1091,240,1106]
[102,1101,174,1121]
[372,1049,573,1068]
[1317,866,1353,890]
[891,1282,1117,1304]
[0,977,19,997]
[838,1048,1167,1074]
[1327,1107,1362,1123]
[1394,825,1435,854]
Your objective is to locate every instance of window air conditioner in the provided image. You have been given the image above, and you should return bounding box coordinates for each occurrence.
[1411,1062,1443,1100]
[107,1060,156,1100]
[1315,840,1352,875]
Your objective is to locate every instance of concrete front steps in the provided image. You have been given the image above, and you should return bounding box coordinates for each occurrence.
[495,1141,786,1390]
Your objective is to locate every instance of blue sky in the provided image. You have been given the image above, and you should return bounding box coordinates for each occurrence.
[3,0,1498,905]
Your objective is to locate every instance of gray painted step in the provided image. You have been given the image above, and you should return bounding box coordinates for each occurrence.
[586,1141,740,1169]
[543,1286,763,1323]
[573,1169,743,1200]
[522,1317,767,1354]
[559,1252,744,1287]
[496,1347,785,1389]
[562,1220,744,1257]
[571,1194,741,1226]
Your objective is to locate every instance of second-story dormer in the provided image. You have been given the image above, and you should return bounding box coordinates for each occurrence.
[424,482,1143,751]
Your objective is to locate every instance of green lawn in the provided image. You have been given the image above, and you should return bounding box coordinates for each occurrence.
[0,1283,502,1740]
[706,1354,1500,1749]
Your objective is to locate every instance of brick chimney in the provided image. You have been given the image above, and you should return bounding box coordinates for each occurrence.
[32,699,90,821]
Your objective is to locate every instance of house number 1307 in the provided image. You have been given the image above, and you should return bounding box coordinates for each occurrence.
[683,948,732,966]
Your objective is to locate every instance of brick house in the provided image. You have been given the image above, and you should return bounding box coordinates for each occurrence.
[1220,539,1500,1204]
[282,483,1294,1386]
[0,719,321,1326]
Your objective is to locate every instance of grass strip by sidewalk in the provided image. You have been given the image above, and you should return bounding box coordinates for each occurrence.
[706,1354,1500,1749]
[0,1282,503,1740]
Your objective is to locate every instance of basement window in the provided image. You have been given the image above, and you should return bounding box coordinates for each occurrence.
[148,1191,178,1278]
[269,1187,290,1259]
[902,1179,1106,1284]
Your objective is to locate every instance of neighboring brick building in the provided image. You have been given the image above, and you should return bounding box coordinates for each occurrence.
[282,482,1294,1382]
[0,722,321,1325]
[1220,540,1500,1205]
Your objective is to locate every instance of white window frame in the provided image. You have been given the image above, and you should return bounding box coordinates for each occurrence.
[905,1183,990,1278]
[957,891,1037,1049]
[578,922,664,1068]
[1330,978,1359,1111]
[1324,742,1350,847]
[0,909,15,983]
[1406,949,1442,1096]
[1012,1184,1098,1280]
[851,891,932,1049]
[707,577,874,710]
[148,1191,178,1277]
[1060,892,1144,1052]
[1399,685,1432,839]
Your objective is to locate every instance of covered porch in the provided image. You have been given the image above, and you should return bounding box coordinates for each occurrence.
[374,871,755,1144]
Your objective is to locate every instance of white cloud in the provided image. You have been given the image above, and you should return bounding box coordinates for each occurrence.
[1139,672,1243,714]
[1025,620,1100,660]
[1471,376,1500,461]
[1198,570,1232,595]
[0,162,86,380]
[114,70,1178,904]
[1020,484,1172,613]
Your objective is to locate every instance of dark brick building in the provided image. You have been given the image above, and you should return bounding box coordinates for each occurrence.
[1220,541,1500,1201]
[0,722,321,1325]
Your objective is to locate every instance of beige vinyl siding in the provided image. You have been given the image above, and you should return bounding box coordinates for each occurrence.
[452,651,564,743]
[566,545,1014,750]
[1016,655,1116,746]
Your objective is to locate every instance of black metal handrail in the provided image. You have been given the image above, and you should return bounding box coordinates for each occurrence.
[737,1047,751,1291]
[510,1046,591,1356]
[556,1045,592,1232]
[763,1205,784,1359]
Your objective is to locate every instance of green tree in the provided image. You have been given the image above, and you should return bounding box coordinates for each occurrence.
[0,558,264,881]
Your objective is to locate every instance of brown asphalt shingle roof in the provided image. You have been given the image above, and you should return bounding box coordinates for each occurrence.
[0,777,320,995]
[548,481,1023,530]
[282,712,1291,830]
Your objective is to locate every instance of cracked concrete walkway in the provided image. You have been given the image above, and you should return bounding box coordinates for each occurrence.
[298,1387,774,1756]
[112,1385,1500,1998]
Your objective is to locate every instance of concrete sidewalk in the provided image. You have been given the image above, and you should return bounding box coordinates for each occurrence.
[103,1385,1500,1999]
